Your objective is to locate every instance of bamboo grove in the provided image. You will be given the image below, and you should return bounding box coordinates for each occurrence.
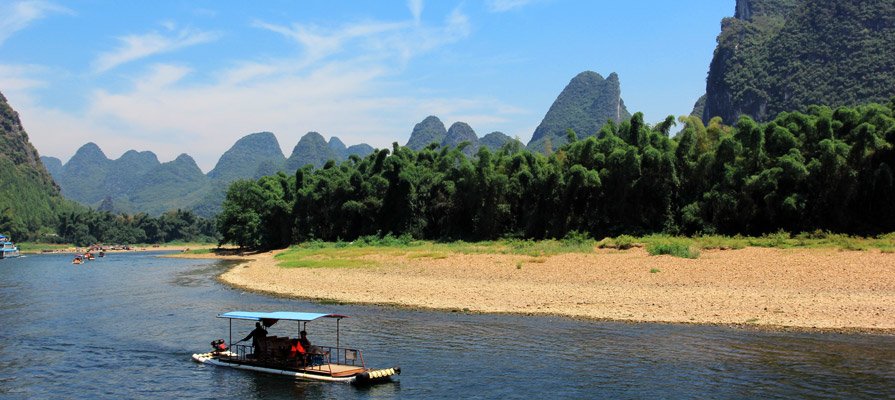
[217,102,895,249]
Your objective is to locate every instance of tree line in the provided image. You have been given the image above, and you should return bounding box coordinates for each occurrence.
[54,208,217,246]
[217,101,895,249]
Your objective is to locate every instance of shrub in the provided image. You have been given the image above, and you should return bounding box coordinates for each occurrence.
[614,235,636,250]
[647,241,700,259]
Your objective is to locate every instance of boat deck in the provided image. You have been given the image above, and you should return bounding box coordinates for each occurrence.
[217,357,365,377]
[303,364,366,377]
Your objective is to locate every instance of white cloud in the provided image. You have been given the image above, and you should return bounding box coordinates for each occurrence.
[254,4,470,67]
[408,0,423,24]
[18,5,528,171]
[0,64,48,94]
[486,0,536,13]
[0,0,71,45]
[93,26,220,73]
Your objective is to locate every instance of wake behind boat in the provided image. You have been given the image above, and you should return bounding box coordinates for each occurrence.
[192,311,400,385]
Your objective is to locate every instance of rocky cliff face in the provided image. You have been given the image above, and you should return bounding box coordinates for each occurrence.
[528,71,631,152]
[700,0,894,123]
[0,91,58,192]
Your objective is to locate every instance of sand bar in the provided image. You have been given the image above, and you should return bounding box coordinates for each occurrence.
[186,247,894,334]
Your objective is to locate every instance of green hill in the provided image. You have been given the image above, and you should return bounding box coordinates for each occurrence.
[128,154,211,215]
[207,131,286,181]
[442,122,479,156]
[405,116,448,150]
[285,132,337,171]
[480,131,521,152]
[700,0,895,123]
[0,91,74,238]
[528,71,631,151]
[346,143,375,157]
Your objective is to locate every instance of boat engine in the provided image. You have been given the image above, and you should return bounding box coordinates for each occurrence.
[210,339,228,352]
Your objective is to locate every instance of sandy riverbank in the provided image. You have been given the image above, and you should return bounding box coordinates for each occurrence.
[188,247,894,334]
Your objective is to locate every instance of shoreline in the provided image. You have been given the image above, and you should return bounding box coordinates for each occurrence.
[23,243,219,255]
[175,247,895,335]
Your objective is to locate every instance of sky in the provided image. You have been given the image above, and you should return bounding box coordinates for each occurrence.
[0,0,734,172]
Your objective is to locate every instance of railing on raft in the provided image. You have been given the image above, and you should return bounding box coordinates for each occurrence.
[225,342,366,372]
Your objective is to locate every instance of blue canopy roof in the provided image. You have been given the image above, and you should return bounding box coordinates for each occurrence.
[218,311,347,322]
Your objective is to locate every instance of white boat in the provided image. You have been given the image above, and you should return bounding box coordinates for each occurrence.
[0,235,20,259]
[192,311,400,384]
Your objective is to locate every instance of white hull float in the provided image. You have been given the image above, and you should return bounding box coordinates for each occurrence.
[193,311,400,385]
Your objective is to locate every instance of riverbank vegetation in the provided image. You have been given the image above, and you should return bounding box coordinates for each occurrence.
[270,232,894,266]
[218,102,895,250]
[51,208,217,246]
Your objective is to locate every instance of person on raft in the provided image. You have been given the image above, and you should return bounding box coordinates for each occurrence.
[239,322,267,356]
[299,330,311,350]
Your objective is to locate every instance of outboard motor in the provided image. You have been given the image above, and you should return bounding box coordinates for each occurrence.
[210,339,228,352]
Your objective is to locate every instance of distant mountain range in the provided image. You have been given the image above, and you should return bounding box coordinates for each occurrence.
[41,131,378,217]
[45,118,533,217]
[404,117,521,155]
[51,0,895,217]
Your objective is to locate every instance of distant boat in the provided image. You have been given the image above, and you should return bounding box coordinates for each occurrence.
[0,234,20,259]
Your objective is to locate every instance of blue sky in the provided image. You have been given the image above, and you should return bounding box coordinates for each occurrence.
[0,0,733,171]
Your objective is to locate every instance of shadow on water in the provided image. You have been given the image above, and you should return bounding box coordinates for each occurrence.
[0,252,892,399]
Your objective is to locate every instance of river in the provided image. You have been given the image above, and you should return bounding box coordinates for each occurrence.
[0,252,892,399]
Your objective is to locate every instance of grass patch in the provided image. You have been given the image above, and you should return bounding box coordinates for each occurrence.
[597,235,637,249]
[270,231,895,268]
[646,240,700,259]
[183,248,213,255]
[650,268,661,273]
[279,258,375,269]
[16,242,71,253]
[407,252,449,259]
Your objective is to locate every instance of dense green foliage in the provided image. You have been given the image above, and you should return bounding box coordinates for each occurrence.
[1,91,69,239]
[0,157,81,239]
[55,208,217,246]
[702,0,895,123]
[218,102,895,249]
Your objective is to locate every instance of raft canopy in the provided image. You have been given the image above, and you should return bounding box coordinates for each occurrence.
[218,311,348,322]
